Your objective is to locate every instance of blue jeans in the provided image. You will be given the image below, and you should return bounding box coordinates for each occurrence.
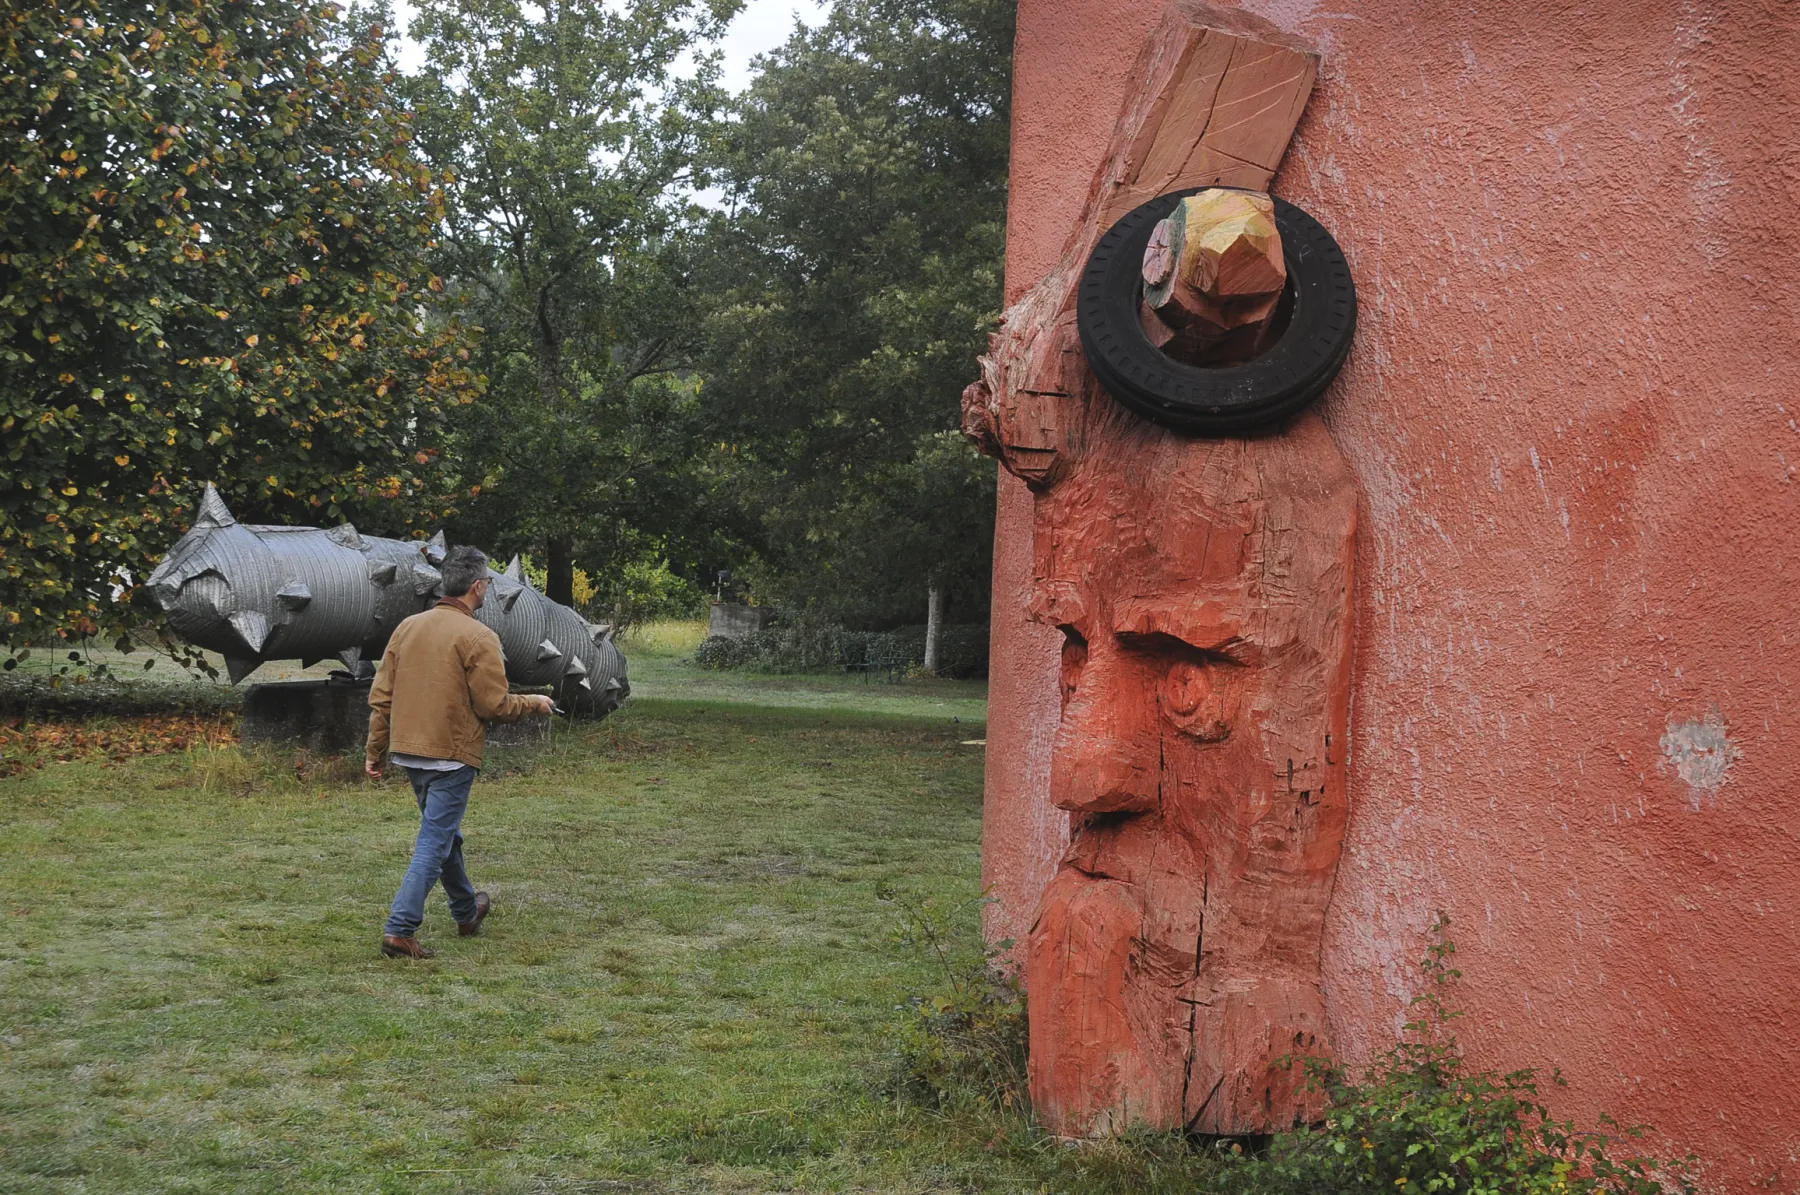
[384,766,480,938]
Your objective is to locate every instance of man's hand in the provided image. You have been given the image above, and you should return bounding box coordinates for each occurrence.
[527,694,555,716]
[366,758,384,778]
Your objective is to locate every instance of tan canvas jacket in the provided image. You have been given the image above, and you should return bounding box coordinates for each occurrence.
[366,599,534,769]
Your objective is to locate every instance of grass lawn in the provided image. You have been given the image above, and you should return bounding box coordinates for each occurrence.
[0,628,1706,1194]
[0,634,1066,1194]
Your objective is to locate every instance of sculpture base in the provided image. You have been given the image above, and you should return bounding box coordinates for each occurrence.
[238,680,552,760]
[240,679,374,755]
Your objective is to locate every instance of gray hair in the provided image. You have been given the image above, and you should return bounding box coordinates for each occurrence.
[440,545,489,597]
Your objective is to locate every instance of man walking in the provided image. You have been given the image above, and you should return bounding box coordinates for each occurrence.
[366,545,553,959]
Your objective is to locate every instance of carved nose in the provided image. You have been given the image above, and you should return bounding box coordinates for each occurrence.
[1051,644,1158,814]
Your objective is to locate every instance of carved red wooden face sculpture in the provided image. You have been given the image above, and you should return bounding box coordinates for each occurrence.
[1023,413,1358,1138]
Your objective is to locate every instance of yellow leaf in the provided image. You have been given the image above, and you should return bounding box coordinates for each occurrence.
[114,455,130,467]
[62,485,78,496]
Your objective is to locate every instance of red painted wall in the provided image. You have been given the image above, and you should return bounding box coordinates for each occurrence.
[985,3,1800,1188]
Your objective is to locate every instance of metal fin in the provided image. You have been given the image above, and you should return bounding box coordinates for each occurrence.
[368,560,398,586]
[228,610,269,653]
[224,654,262,685]
[535,638,563,663]
[277,581,312,611]
[412,563,442,596]
[504,555,524,582]
[337,646,362,672]
[499,585,523,611]
[424,530,448,565]
[564,655,587,677]
[577,676,593,691]
[195,483,237,529]
[301,657,323,670]
[587,622,613,645]
[327,522,366,550]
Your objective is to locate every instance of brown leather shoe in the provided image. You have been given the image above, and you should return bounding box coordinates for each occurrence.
[458,891,491,937]
[381,935,435,959]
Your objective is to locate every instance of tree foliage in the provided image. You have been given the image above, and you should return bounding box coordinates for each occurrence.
[697,0,1012,627]
[404,0,740,607]
[0,0,480,642]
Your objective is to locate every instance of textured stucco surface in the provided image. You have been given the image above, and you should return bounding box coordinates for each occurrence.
[985,2,1800,1187]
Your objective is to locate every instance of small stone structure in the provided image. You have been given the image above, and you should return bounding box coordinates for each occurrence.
[708,603,774,640]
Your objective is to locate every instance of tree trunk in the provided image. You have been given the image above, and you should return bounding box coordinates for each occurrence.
[547,536,576,608]
[923,580,946,674]
[535,282,564,409]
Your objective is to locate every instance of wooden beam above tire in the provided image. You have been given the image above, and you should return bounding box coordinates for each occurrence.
[1097,1,1318,225]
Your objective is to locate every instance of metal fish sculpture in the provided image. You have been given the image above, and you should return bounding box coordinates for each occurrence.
[145,484,628,716]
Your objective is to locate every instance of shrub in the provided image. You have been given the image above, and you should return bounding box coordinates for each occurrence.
[1230,924,1697,1195]
[735,622,847,673]
[692,634,749,671]
[883,888,1028,1113]
[516,557,708,627]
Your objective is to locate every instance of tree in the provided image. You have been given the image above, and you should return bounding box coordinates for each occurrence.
[0,0,481,643]
[697,0,1012,630]
[403,0,740,607]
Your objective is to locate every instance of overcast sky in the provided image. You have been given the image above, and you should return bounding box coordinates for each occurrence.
[711,0,831,92]
[388,0,832,93]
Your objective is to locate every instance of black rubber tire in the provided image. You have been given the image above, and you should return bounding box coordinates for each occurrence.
[1076,189,1356,435]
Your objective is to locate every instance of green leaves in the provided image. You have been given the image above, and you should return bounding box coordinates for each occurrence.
[403,0,739,604]
[1229,925,1697,1195]
[694,0,1012,625]
[1,0,482,642]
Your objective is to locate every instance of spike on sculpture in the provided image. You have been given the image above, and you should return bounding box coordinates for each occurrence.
[962,1,1357,1139]
[146,484,629,716]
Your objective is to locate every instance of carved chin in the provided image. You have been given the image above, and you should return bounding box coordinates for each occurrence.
[1178,720,1231,743]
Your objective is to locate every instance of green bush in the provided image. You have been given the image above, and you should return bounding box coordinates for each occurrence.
[1227,927,1696,1195]
[692,623,843,673]
[692,633,750,671]
[602,560,710,627]
[882,889,1027,1113]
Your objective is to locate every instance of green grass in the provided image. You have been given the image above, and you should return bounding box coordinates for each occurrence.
[621,618,991,727]
[5,628,1233,1192]
[0,637,1044,1193]
[1,628,1699,1195]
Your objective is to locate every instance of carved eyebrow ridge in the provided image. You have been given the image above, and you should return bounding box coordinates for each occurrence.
[1112,599,1257,664]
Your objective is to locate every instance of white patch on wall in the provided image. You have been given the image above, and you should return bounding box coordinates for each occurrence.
[1659,707,1741,809]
